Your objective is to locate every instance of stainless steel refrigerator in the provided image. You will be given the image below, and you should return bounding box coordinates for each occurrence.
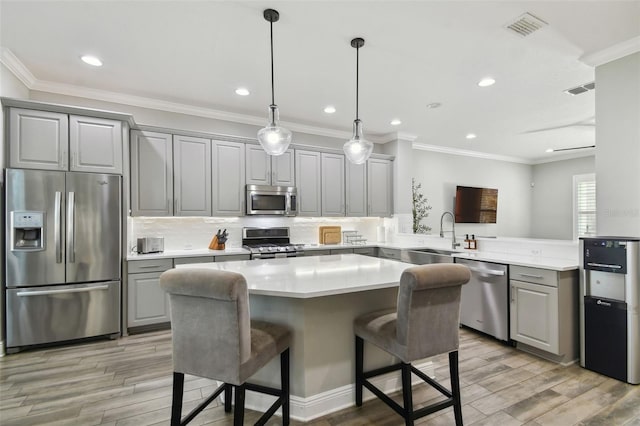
[4,168,121,352]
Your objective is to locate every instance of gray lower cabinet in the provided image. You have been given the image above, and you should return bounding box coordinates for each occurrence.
[321,153,345,216]
[173,135,212,216]
[300,249,331,256]
[131,130,173,216]
[378,247,402,261]
[127,259,173,328]
[215,254,250,262]
[354,247,378,257]
[509,265,578,363]
[212,140,245,215]
[346,161,367,217]
[367,158,393,217]
[9,108,123,174]
[246,144,295,186]
[173,256,215,265]
[330,248,353,254]
[295,150,322,216]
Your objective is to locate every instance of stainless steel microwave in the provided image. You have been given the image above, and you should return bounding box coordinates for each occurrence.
[245,185,297,216]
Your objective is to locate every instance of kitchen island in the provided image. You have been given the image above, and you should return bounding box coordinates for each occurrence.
[175,254,421,421]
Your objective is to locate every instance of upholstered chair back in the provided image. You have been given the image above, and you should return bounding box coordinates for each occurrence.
[160,268,251,384]
[396,264,471,361]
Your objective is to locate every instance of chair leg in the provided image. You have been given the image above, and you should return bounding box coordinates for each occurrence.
[233,384,246,426]
[401,362,414,426]
[449,351,463,426]
[281,349,290,425]
[355,336,364,406]
[171,372,184,426]
[224,383,232,413]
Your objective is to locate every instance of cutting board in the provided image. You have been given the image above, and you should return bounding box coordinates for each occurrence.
[319,226,342,244]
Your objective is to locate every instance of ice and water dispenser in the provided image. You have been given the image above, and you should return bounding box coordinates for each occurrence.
[580,237,640,384]
[10,211,45,251]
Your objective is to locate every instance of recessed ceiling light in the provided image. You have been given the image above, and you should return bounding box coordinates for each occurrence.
[80,55,102,67]
[466,133,477,139]
[390,119,402,126]
[478,77,496,87]
[426,102,442,109]
[545,148,554,153]
[324,105,336,114]
[235,87,250,96]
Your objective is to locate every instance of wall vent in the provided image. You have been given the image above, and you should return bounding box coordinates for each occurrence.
[505,12,548,37]
[564,82,596,96]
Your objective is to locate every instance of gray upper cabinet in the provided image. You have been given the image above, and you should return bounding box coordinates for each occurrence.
[245,145,295,186]
[295,149,321,216]
[346,161,367,217]
[212,140,245,216]
[367,158,393,217]
[173,135,212,216]
[9,108,68,171]
[9,108,123,174]
[69,115,123,174]
[321,153,345,216]
[131,130,173,216]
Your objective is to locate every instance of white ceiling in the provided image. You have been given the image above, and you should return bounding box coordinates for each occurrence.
[1,1,639,162]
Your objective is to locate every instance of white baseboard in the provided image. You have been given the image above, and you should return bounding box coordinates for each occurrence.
[242,360,434,422]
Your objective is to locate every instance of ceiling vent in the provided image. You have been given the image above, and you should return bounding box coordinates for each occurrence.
[564,82,596,96]
[505,12,548,37]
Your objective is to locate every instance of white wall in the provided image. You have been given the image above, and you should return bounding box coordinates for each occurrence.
[595,52,640,237]
[411,149,532,238]
[530,156,595,240]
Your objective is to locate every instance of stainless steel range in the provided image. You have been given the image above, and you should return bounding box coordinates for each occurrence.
[242,227,303,259]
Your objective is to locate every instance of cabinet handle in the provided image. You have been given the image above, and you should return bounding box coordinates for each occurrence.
[511,286,515,303]
[138,265,163,269]
[174,199,178,213]
[518,273,544,279]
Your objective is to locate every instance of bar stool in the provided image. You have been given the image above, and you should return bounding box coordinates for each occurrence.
[160,268,292,426]
[354,263,471,426]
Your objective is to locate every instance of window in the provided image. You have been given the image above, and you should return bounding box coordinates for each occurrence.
[573,173,596,239]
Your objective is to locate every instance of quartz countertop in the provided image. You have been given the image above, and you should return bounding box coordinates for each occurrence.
[127,247,250,261]
[452,251,577,271]
[175,254,412,298]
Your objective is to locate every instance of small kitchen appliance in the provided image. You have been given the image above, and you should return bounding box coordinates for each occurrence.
[242,227,303,259]
[137,237,164,254]
[245,185,297,216]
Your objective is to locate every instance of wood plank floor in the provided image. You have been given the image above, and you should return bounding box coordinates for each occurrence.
[1,328,638,425]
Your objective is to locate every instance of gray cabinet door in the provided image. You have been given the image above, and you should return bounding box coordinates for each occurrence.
[69,115,123,174]
[346,161,367,217]
[510,279,559,354]
[9,108,68,171]
[131,130,173,216]
[367,158,393,217]
[321,153,345,216]
[173,135,211,216]
[272,149,295,186]
[295,150,321,216]
[127,272,170,327]
[212,140,245,215]
[245,144,271,185]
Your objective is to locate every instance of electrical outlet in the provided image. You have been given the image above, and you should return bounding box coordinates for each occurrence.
[530,249,541,256]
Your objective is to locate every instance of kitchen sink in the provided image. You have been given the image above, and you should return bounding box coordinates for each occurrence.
[400,248,454,265]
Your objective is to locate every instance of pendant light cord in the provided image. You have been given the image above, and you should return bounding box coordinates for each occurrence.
[270,20,275,106]
[355,44,359,120]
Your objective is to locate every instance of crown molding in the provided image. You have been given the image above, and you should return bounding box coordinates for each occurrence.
[412,142,531,164]
[580,36,640,67]
[379,132,419,143]
[0,47,36,87]
[529,149,595,165]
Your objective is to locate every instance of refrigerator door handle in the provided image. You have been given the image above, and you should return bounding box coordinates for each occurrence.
[54,191,62,263]
[16,285,110,297]
[67,191,75,263]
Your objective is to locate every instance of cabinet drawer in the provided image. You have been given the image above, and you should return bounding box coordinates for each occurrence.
[173,256,215,265]
[128,259,173,274]
[378,248,401,260]
[510,265,557,287]
[354,247,378,257]
[215,254,250,262]
[301,249,331,256]
[330,248,354,255]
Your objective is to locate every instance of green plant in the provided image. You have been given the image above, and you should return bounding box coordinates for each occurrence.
[412,178,432,234]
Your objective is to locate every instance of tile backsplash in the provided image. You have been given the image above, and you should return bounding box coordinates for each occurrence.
[128,216,384,253]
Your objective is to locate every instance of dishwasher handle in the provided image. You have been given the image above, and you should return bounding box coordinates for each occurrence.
[467,266,506,276]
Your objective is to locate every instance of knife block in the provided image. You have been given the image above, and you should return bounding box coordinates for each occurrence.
[208,235,225,250]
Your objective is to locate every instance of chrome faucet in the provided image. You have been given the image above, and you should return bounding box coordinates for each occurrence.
[439,211,460,249]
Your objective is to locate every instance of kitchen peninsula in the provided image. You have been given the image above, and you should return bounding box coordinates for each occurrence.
[175,253,415,421]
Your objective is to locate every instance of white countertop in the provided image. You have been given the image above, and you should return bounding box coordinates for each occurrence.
[452,251,578,271]
[127,247,250,260]
[175,254,412,298]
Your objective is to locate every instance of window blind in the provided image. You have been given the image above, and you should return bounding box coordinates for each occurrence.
[574,174,596,238]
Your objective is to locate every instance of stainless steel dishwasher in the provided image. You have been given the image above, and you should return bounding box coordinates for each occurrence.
[454,258,509,341]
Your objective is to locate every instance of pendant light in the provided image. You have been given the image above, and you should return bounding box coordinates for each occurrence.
[257,8,292,156]
[344,37,373,164]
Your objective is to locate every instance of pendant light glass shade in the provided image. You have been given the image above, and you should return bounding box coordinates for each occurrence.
[258,8,291,156]
[258,104,292,155]
[344,37,372,165]
[344,119,373,164]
